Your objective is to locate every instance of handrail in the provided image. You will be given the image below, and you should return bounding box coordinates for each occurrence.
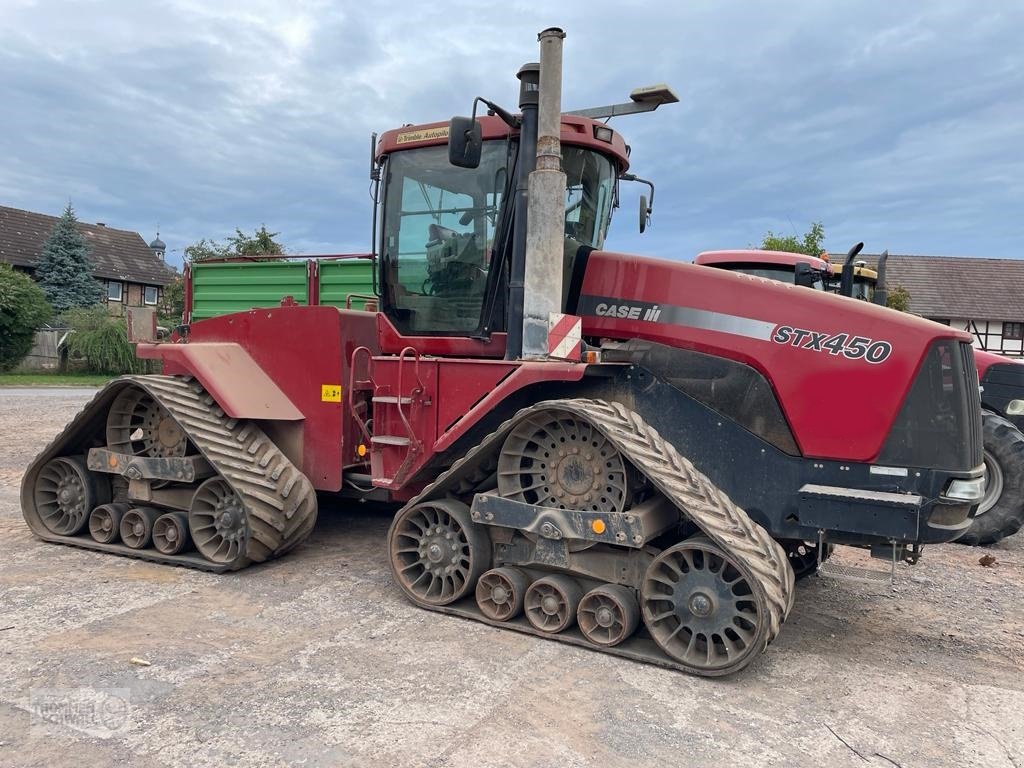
[347,346,375,446]
[395,346,424,451]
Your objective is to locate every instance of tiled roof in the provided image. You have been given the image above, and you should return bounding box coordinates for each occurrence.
[0,205,175,286]
[858,253,1024,323]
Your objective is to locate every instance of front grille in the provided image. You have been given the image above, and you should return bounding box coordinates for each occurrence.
[961,342,983,467]
[879,339,981,471]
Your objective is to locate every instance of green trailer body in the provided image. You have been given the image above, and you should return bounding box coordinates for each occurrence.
[187,257,375,321]
[319,259,376,311]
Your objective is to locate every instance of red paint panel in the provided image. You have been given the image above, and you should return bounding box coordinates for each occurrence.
[579,251,973,462]
[435,360,517,434]
[367,357,585,488]
[145,305,380,492]
[376,114,631,173]
[696,249,832,274]
[376,313,507,358]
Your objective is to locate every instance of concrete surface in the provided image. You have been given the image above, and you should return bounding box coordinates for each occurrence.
[1,388,1022,768]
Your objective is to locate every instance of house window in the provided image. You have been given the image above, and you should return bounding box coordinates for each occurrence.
[1004,322,1024,340]
[107,281,123,301]
[932,318,951,326]
[144,286,158,305]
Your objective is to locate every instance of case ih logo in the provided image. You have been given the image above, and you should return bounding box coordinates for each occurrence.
[771,326,893,363]
[592,302,663,322]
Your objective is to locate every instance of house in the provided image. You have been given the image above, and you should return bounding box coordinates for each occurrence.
[0,204,175,314]
[862,253,1024,357]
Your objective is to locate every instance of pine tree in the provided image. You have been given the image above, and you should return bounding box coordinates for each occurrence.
[35,203,105,313]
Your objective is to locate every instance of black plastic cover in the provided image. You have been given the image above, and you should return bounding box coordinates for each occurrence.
[879,340,983,471]
[619,341,800,455]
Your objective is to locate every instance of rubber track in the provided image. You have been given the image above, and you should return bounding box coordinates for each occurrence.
[21,375,317,571]
[398,397,795,647]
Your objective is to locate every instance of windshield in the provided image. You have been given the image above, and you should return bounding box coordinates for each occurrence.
[381,143,510,334]
[851,276,875,301]
[717,263,826,291]
[563,146,615,250]
[380,140,617,336]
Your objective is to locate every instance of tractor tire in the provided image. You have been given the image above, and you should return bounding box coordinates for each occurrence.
[956,412,1024,546]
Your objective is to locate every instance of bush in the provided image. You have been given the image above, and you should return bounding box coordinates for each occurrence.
[66,306,152,374]
[0,264,52,372]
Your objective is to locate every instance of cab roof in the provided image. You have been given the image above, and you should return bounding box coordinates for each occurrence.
[696,249,832,273]
[376,114,631,173]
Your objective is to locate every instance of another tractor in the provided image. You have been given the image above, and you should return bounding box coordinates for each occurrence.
[696,247,1024,545]
[23,29,985,676]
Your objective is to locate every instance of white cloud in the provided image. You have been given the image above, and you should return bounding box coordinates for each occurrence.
[0,0,1021,267]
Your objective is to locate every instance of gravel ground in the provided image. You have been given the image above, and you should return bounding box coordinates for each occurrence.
[1,388,1022,768]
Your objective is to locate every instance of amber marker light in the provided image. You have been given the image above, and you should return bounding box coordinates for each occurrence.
[591,519,606,534]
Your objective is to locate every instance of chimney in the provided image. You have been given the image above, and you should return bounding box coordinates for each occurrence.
[520,27,567,359]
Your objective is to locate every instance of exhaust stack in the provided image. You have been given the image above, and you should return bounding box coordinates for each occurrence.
[521,27,568,359]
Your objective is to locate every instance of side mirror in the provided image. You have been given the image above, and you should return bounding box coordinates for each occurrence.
[448,116,482,169]
[639,194,650,233]
[794,262,817,288]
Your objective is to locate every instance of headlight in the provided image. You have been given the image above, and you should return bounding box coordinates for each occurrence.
[1006,399,1024,416]
[944,476,986,502]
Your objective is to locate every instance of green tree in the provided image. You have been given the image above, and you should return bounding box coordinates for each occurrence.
[184,226,285,263]
[35,203,105,312]
[158,274,185,324]
[183,238,227,263]
[65,306,151,374]
[0,264,53,371]
[887,284,911,313]
[226,225,284,256]
[760,221,826,257]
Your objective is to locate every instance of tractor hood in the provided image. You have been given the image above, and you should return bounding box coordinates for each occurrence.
[576,251,977,463]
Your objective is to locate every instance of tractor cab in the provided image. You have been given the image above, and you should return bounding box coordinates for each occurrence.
[694,250,833,290]
[373,125,624,337]
[827,263,878,301]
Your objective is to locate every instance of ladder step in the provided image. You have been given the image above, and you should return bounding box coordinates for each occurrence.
[817,560,893,585]
[371,435,412,446]
[372,396,414,405]
[353,380,374,391]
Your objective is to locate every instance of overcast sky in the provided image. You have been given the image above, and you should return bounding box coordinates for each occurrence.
[1,1,1021,270]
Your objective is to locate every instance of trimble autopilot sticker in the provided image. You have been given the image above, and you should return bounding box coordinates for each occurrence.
[395,127,450,145]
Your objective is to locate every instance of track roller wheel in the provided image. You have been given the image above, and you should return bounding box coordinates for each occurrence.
[89,502,130,544]
[120,507,161,549]
[33,456,107,536]
[153,512,191,555]
[641,536,769,675]
[577,584,640,647]
[524,574,583,634]
[475,567,529,621]
[189,477,247,564]
[389,499,490,606]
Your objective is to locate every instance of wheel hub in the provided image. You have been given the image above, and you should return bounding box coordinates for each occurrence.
[541,595,561,615]
[688,592,714,617]
[595,606,616,628]
[490,585,510,605]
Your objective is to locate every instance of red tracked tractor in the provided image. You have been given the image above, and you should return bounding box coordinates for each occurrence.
[23,29,985,676]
